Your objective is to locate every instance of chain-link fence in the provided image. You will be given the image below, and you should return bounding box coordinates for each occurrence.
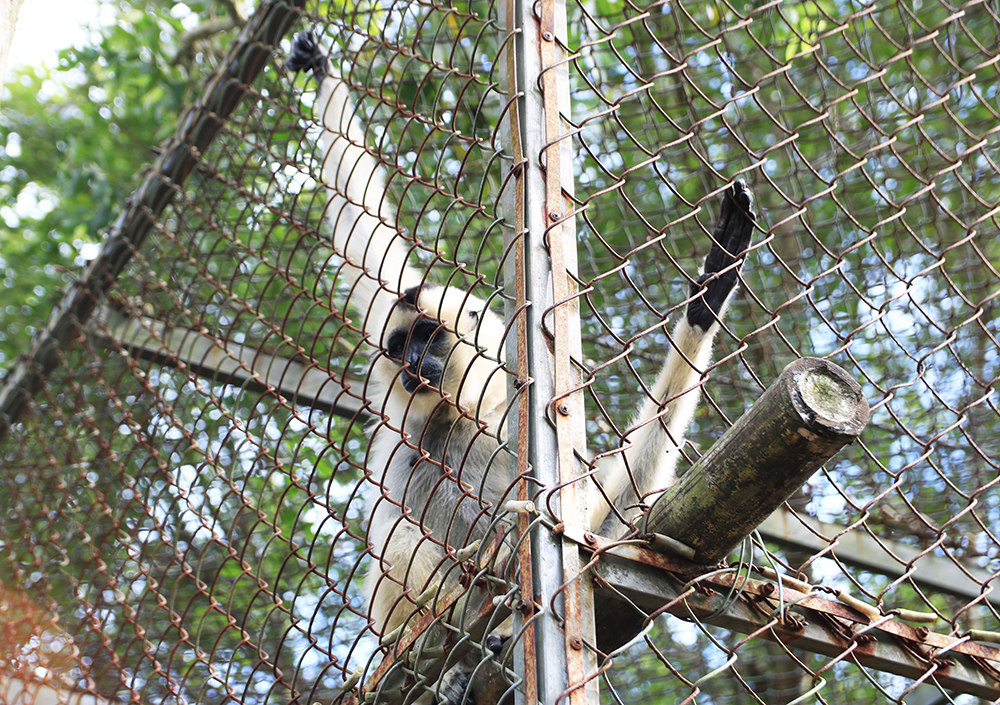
[2,0,999,703]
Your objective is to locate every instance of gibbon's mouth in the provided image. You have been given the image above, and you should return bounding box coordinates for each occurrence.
[400,357,444,393]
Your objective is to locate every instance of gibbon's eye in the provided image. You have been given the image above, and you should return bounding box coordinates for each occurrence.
[468,309,481,322]
[385,330,406,361]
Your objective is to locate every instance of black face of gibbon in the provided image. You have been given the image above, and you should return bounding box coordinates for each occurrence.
[384,316,450,393]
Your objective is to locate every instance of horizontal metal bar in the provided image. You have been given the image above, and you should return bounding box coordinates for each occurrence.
[594,549,1000,701]
[94,314,366,421]
[759,509,1000,609]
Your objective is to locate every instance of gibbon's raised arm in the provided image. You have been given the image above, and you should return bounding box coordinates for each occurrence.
[290,33,511,641]
[590,183,755,536]
[288,33,422,342]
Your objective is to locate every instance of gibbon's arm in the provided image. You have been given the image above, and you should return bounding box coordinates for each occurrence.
[288,33,422,342]
[290,33,510,642]
[590,183,755,536]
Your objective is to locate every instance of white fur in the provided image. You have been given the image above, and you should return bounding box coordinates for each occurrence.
[313,73,421,339]
[590,314,729,536]
[362,288,508,633]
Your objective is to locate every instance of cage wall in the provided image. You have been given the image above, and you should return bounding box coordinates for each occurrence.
[1,0,1000,703]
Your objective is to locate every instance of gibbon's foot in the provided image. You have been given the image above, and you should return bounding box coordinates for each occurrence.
[686,180,755,331]
[485,632,510,657]
[427,633,510,705]
[286,31,326,77]
[434,667,472,705]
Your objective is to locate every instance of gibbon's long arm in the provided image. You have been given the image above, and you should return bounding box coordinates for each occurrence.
[590,183,755,536]
[290,33,510,642]
[288,33,422,341]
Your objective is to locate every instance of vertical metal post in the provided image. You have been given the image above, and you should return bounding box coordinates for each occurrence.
[500,0,599,699]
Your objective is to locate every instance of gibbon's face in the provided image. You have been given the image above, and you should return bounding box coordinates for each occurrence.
[384,311,449,394]
[380,284,505,409]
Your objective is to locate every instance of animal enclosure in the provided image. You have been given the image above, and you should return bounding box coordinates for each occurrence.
[1,0,1000,703]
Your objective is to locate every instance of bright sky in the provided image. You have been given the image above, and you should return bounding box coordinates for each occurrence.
[7,0,102,73]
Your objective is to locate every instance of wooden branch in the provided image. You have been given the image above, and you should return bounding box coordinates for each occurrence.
[644,357,870,564]
[218,0,243,24]
[171,17,241,65]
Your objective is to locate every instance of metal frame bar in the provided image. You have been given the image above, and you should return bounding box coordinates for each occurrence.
[94,314,366,420]
[0,0,305,441]
[500,0,598,698]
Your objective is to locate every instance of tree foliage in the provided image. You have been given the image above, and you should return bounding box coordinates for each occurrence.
[0,0,238,367]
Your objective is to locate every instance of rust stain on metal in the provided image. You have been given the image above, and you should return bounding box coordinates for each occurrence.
[508,0,538,697]
[536,0,594,696]
[564,523,1000,666]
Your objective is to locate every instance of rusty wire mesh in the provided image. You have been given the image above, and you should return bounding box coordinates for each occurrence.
[1,0,1000,703]
[565,0,1000,701]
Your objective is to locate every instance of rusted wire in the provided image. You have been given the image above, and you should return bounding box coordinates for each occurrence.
[2,0,1000,703]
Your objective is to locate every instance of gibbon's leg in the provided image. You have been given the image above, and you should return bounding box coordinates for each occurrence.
[411,633,511,705]
[367,517,448,636]
[591,182,755,536]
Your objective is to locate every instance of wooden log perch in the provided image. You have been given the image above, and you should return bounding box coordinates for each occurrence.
[643,357,870,564]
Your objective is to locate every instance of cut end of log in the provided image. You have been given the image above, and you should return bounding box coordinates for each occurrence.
[787,358,870,440]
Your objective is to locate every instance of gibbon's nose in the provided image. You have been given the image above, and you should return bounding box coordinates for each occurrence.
[401,344,444,393]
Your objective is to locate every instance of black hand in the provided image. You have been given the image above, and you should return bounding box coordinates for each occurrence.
[686,180,755,331]
[286,31,326,77]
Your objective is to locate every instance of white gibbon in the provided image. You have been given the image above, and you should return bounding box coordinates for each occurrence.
[288,30,755,704]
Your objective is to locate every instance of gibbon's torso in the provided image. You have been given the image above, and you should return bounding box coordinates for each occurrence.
[364,282,511,632]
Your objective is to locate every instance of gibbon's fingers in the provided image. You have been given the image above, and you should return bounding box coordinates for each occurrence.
[287,31,326,77]
[686,181,755,331]
[706,180,755,275]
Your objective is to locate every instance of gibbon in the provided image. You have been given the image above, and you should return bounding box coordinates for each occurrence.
[288,30,755,704]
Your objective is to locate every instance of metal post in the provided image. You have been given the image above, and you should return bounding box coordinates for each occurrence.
[500,0,599,700]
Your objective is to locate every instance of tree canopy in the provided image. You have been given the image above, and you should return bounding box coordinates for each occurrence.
[0,0,238,367]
